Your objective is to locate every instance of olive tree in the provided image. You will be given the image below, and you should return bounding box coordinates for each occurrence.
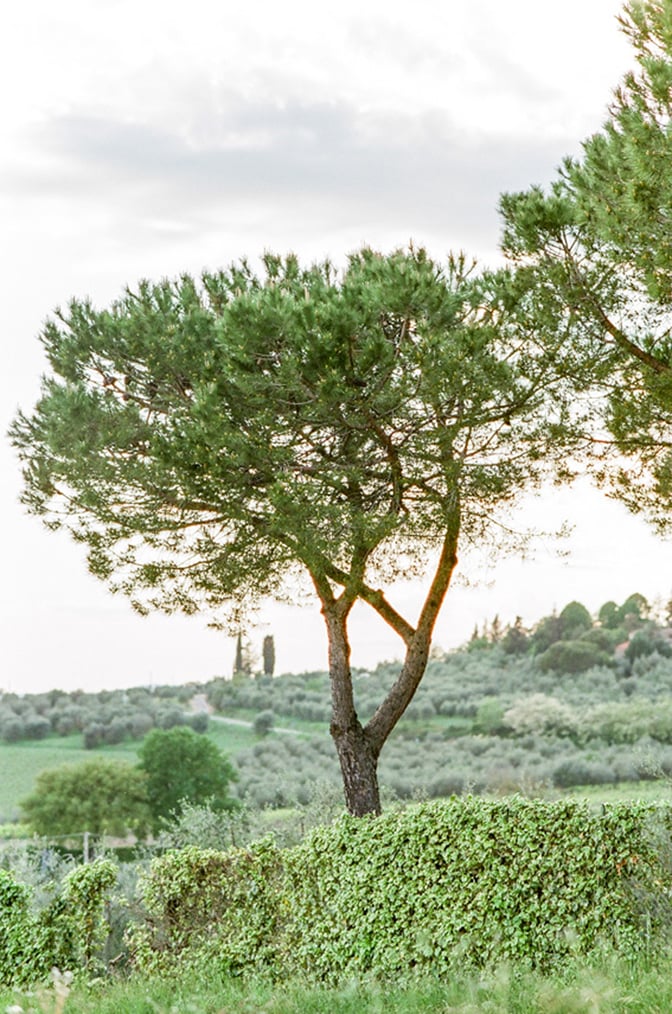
[10,246,578,815]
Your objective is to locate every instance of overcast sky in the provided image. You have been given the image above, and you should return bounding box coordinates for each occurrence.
[3,0,671,694]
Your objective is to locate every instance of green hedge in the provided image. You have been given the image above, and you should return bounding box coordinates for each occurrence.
[130,840,286,978]
[129,798,672,982]
[0,859,116,986]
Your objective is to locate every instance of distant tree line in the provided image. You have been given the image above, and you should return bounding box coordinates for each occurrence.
[0,683,208,748]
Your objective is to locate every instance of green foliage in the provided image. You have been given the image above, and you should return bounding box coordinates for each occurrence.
[253,709,275,737]
[9,244,586,814]
[137,727,238,831]
[0,870,31,981]
[599,600,621,629]
[499,2,672,529]
[503,693,576,738]
[129,841,285,978]
[0,858,116,986]
[529,612,563,653]
[20,759,150,837]
[558,600,592,639]
[625,627,672,662]
[536,639,611,674]
[501,616,529,655]
[262,634,276,677]
[584,699,672,746]
[618,592,650,626]
[129,798,672,981]
[580,625,627,652]
[9,247,576,621]
[0,683,200,748]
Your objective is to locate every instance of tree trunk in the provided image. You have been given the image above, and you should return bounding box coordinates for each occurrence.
[322,598,382,816]
[314,521,459,818]
[332,721,381,817]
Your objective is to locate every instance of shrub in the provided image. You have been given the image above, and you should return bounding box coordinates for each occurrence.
[157,706,187,730]
[23,715,51,740]
[103,718,128,745]
[253,710,276,737]
[551,758,616,788]
[536,640,611,674]
[189,712,209,733]
[83,722,105,749]
[626,629,672,663]
[473,699,508,735]
[0,858,116,985]
[1,719,25,744]
[503,694,576,738]
[130,712,154,739]
[129,842,285,978]
[129,799,672,981]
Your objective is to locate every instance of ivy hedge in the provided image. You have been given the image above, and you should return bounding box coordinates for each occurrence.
[0,858,116,986]
[129,797,672,982]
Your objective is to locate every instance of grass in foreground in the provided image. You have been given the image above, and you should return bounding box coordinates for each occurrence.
[5,957,672,1014]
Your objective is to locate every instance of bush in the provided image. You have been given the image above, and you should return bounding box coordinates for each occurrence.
[103,718,128,745]
[129,842,284,978]
[23,715,51,740]
[189,712,209,733]
[0,858,116,985]
[129,798,672,981]
[626,629,672,663]
[473,699,508,735]
[130,712,154,739]
[536,640,611,674]
[253,710,275,737]
[551,758,616,788]
[503,694,576,738]
[157,707,187,730]
[1,719,25,743]
[83,722,105,749]
[427,773,465,798]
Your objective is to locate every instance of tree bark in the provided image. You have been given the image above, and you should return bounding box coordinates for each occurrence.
[332,718,382,818]
[321,595,382,816]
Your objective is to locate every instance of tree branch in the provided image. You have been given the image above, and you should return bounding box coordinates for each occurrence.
[364,516,460,752]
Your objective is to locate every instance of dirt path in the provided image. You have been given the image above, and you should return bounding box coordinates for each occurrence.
[190,695,309,737]
[210,713,309,737]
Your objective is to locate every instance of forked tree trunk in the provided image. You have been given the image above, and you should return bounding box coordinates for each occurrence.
[317,523,460,818]
[321,586,446,817]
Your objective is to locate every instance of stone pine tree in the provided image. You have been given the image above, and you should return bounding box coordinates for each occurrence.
[499,0,672,530]
[10,246,579,816]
